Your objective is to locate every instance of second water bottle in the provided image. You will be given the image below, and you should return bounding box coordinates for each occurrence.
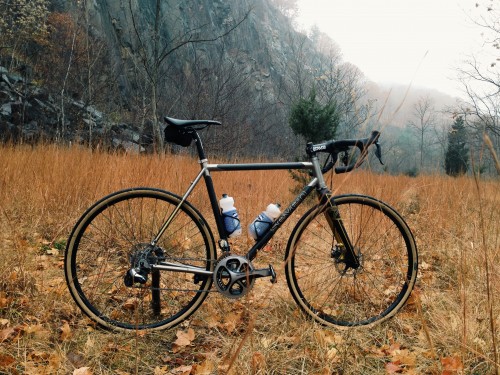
[248,203,281,240]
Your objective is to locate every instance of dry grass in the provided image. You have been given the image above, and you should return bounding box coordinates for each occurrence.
[0,144,498,374]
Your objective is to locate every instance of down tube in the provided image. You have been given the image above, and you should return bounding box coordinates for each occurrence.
[246,184,316,261]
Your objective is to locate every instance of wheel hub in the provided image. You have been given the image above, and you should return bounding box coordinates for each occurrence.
[331,244,364,276]
[124,243,164,286]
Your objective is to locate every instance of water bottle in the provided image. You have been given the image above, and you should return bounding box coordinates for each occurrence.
[248,203,281,240]
[219,194,242,238]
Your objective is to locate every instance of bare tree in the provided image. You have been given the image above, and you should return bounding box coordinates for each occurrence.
[407,96,437,169]
[166,40,254,154]
[270,0,299,19]
[304,29,374,138]
[121,0,250,152]
[456,1,499,172]
[284,31,314,102]
[317,61,373,138]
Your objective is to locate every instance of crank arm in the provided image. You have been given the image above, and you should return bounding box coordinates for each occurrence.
[153,262,213,276]
[235,265,277,283]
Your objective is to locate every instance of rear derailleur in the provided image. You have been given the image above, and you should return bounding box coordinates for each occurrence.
[124,243,165,286]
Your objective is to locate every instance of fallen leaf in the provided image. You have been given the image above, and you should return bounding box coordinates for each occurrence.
[172,328,195,352]
[171,365,192,374]
[174,328,195,346]
[205,313,219,328]
[46,248,59,256]
[48,352,63,371]
[28,350,50,362]
[0,353,15,367]
[314,329,344,347]
[24,324,45,336]
[441,355,463,374]
[252,352,266,372]
[312,368,331,375]
[154,367,168,375]
[222,311,243,333]
[193,359,215,375]
[385,361,403,373]
[0,327,16,342]
[73,367,93,375]
[0,295,12,308]
[392,349,416,367]
[67,352,86,368]
[386,343,401,355]
[326,347,340,362]
[60,321,72,341]
[122,298,137,311]
[8,270,17,281]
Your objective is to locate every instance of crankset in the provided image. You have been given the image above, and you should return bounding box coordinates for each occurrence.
[213,254,276,299]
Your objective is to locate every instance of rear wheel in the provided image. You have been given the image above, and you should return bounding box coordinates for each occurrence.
[285,194,418,327]
[64,188,216,331]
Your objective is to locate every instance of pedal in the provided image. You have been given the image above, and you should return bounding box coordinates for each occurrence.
[268,264,277,284]
[248,265,277,283]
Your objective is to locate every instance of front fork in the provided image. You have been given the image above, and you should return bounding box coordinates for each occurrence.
[321,193,360,269]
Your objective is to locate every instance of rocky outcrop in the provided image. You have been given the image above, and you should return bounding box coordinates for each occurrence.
[0,65,154,152]
[87,0,296,104]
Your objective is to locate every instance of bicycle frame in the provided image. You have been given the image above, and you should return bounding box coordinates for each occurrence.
[151,130,359,275]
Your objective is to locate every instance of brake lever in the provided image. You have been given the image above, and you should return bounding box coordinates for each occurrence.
[375,142,384,165]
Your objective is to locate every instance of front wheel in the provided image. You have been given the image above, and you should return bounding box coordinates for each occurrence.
[285,194,418,328]
[64,188,216,331]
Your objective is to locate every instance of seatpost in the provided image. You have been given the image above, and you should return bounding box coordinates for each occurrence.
[192,130,207,161]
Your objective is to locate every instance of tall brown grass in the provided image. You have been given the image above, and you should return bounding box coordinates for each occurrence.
[0,144,498,374]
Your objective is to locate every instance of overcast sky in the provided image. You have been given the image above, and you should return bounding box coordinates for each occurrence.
[296,0,488,98]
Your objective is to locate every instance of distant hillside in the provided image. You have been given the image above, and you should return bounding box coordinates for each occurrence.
[366,82,460,129]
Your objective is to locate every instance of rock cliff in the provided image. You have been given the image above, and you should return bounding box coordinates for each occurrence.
[0,0,328,156]
[84,0,313,155]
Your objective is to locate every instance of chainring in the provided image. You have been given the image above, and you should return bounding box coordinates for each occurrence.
[213,254,255,299]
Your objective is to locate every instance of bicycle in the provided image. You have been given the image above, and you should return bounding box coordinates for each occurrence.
[64,116,418,331]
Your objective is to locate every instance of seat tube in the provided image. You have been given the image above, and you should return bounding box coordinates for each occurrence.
[202,164,227,243]
[193,132,228,246]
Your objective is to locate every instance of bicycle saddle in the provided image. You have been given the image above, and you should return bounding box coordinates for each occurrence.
[164,116,222,128]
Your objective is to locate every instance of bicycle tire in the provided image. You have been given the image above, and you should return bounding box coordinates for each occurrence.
[285,194,418,328]
[64,188,216,331]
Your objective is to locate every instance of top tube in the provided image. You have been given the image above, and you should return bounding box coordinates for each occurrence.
[207,162,313,171]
